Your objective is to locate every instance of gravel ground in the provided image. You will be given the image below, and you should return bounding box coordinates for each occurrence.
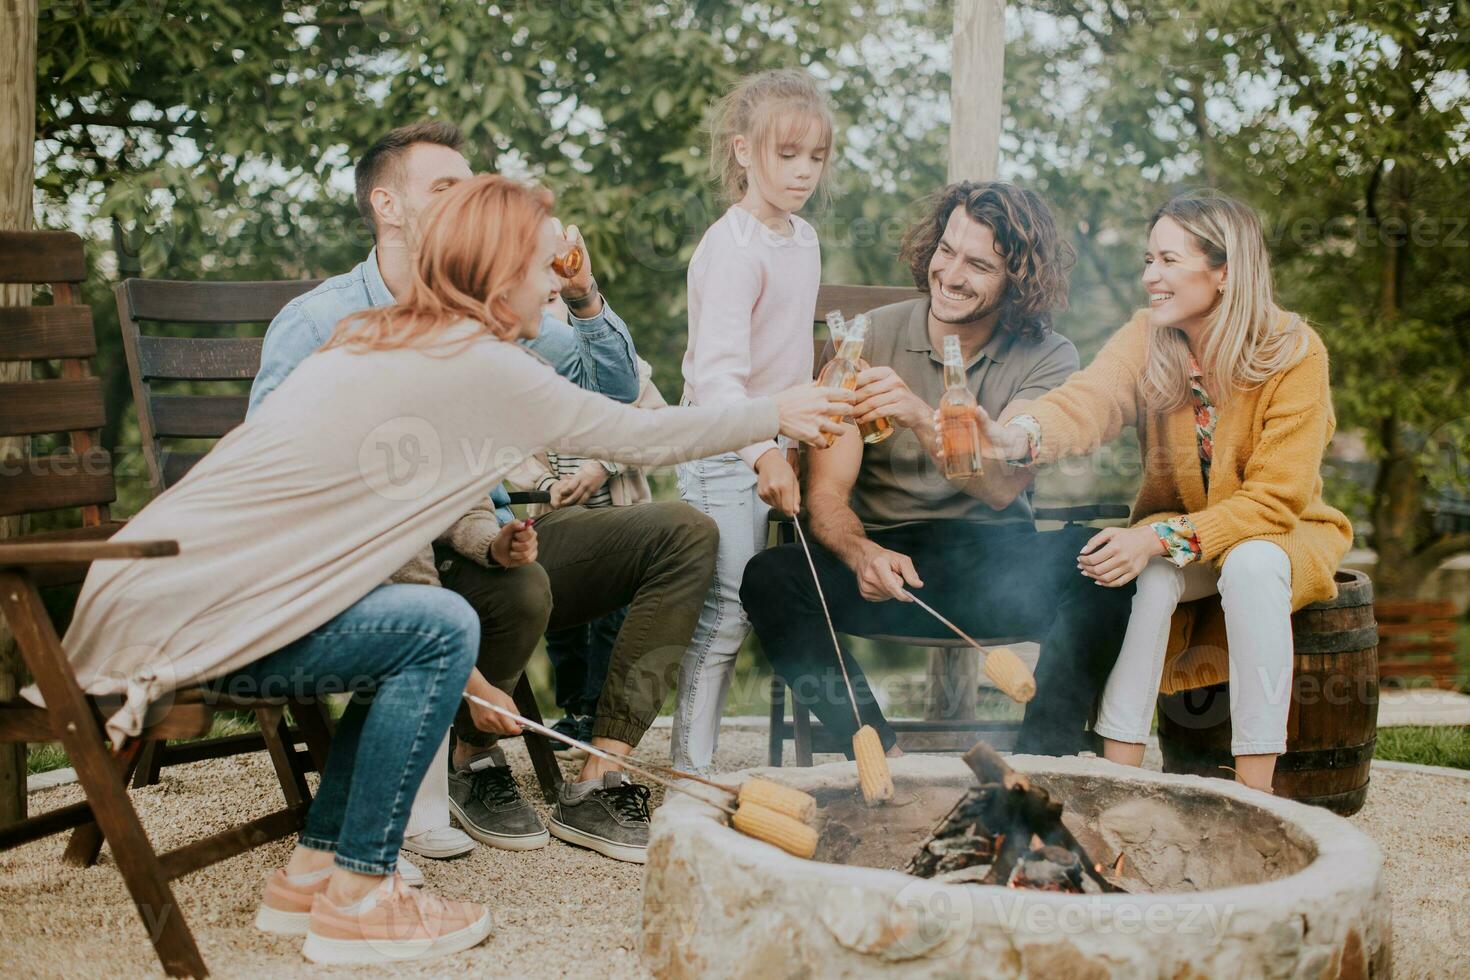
[3,730,1466,979]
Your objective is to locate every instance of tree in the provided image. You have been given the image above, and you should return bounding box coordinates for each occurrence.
[1,0,37,826]
[1003,0,1470,595]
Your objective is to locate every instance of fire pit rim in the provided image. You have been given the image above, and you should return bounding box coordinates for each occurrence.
[653,753,1385,906]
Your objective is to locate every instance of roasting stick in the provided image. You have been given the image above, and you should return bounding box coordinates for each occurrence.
[792,520,894,805]
[460,693,819,856]
[900,590,1038,704]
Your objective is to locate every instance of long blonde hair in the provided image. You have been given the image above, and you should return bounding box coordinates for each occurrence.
[1141,192,1306,412]
[324,174,555,353]
[709,67,835,205]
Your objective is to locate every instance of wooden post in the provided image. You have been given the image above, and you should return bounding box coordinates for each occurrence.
[0,0,39,825]
[949,0,1005,183]
[927,0,1005,723]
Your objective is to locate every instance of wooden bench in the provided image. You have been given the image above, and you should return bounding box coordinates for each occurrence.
[115,276,567,802]
[765,284,1130,766]
[0,230,329,978]
[1374,598,1462,689]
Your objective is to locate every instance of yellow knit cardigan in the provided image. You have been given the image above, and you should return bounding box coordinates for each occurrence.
[1014,309,1354,693]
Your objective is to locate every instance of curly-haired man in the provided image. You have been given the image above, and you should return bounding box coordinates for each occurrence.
[742,181,1134,756]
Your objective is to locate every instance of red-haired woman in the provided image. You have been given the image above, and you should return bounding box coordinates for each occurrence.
[58,175,850,966]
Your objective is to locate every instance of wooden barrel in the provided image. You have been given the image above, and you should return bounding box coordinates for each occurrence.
[1156,569,1378,815]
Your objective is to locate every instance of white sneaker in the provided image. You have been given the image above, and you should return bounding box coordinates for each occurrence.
[401,825,476,859]
[396,853,425,887]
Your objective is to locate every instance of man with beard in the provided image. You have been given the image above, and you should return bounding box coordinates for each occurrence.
[742,181,1133,756]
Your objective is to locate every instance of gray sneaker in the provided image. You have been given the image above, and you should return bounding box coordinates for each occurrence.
[548,771,652,864]
[447,749,550,851]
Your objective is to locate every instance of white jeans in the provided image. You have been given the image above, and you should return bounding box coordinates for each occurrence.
[672,453,771,773]
[1095,540,1294,757]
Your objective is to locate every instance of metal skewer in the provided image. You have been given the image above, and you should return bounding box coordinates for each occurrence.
[460,693,736,816]
[901,589,985,650]
[793,519,863,728]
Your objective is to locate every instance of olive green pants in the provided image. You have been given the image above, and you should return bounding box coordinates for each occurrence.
[438,500,718,748]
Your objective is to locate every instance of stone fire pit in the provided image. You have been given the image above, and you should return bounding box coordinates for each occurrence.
[641,755,1390,978]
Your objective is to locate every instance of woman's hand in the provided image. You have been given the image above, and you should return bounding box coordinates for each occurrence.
[549,460,610,508]
[1077,525,1166,587]
[465,674,523,736]
[773,383,855,446]
[754,448,800,516]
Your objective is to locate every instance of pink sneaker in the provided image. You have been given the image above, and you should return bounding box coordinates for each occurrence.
[254,868,330,936]
[301,875,492,965]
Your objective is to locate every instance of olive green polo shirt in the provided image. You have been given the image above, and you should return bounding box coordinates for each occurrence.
[846,297,1079,527]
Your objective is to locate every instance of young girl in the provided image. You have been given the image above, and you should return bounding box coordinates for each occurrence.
[57,175,846,966]
[673,68,835,774]
[970,192,1353,794]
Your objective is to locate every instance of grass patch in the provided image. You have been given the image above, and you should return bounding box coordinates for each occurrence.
[26,712,261,777]
[1374,725,1470,770]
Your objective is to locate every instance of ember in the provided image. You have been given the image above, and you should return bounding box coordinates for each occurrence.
[905,741,1126,893]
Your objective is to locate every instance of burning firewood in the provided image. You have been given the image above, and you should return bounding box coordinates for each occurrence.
[904,740,1127,893]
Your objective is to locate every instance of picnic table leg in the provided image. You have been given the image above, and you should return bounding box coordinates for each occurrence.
[257,707,311,808]
[767,676,786,767]
[291,700,334,773]
[511,674,564,804]
[793,699,814,767]
[131,740,165,788]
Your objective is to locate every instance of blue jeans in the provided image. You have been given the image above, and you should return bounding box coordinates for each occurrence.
[210,584,477,875]
[546,606,627,718]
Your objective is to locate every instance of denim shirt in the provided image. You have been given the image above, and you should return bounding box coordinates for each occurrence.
[247,247,640,524]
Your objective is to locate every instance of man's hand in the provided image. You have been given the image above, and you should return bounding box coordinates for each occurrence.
[853,542,923,602]
[1077,525,1166,587]
[489,518,538,568]
[852,365,932,431]
[465,674,523,736]
[549,460,610,508]
[755,448,800,516]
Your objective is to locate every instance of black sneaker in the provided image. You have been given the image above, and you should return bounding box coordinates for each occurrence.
[448,751,550,851]
[576,715,596,744]
[548,771,651,864]
[550,716,582,753]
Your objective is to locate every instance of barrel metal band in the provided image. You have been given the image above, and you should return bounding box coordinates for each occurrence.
[1274,738,1377,772]
[1292,625,1380,655]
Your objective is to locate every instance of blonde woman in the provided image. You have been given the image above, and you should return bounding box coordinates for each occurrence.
[966,192,1353,793]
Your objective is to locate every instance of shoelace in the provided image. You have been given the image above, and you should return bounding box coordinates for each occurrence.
[599,781,652,824]
[386,874,451,931]
[468,765,523,808]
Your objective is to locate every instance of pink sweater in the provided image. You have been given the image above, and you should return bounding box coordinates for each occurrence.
[681,204,820,470]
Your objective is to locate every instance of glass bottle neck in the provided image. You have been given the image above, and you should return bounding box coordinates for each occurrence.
[943,358,967,390]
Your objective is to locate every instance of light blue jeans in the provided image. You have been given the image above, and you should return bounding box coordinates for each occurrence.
[672,453,771,773]
[210,584,478,875]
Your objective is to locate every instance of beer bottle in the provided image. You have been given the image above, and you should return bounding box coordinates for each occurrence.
[819,312,894,446]
[939,334,983,479]
[816,311,862,447]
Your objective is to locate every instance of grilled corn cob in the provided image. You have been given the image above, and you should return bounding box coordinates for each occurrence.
[852,724,893,804]
[984,646,1037,703]
[731,801,819,859]
[736,778,817,824]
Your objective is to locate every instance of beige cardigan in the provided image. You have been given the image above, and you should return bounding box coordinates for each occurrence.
[53,325,778,742]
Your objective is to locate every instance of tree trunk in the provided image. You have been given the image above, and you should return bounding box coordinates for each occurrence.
[0,0,38,825]
[1370,416,1425,597]
[949,0,1005,182]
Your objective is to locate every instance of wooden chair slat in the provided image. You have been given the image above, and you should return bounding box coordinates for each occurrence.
[137,335,264,381]
[0,450,116,517]
[161,451,207,487]
[814,283,923,322]
[151,394,250,438]
[0,378,106,435]
[120,278,322,323]
[0,306,96,359]
[0,231,86,284]
[0,538,177,566]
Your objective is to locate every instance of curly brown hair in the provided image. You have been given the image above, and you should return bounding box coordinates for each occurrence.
[899,181,1075,343]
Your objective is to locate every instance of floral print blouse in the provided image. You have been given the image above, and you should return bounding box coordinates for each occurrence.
[1008,352,1214,567]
